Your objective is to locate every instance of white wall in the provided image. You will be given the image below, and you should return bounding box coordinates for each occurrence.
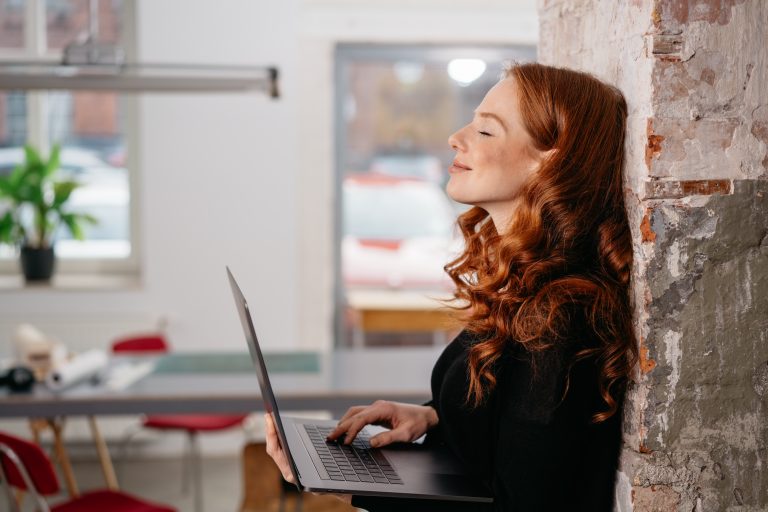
[0,0,538,355]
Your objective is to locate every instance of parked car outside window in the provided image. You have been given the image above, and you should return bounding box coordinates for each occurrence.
[342,173,459,291]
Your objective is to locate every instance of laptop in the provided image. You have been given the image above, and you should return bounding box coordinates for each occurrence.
[227,267,492,503]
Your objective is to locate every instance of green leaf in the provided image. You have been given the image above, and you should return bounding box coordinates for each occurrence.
[53,180,80,208]
[0,177,11,197]
[0,211,15,244]
[36,205,52,246]
[23,144,43,170]
[44,144,62,178]
[80,213,99,225]
[28,185,44,205]
[0,164,25,199]
[60,213,85,240]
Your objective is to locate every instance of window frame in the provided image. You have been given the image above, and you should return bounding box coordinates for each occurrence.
[0,0,140,277]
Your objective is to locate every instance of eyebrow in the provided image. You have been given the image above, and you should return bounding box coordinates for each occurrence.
[474,111,508,132]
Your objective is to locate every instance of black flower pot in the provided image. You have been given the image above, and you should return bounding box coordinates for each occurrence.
[20,246,55,282]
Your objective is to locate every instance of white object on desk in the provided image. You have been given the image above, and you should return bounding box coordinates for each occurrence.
[13,323,67,380]
[104,360,156,391]
[46,348,108,391]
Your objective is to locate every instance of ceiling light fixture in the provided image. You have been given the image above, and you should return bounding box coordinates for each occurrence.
[0,0,279,97]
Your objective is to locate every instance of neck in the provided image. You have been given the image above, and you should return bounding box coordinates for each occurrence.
[484,199,522,235]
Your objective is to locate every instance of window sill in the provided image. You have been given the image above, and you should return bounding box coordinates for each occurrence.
[0,274,141,291]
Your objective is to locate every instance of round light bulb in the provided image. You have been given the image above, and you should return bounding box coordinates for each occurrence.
[447,59,487,86]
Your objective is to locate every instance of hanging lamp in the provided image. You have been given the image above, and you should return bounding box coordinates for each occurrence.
[0,0,279,97]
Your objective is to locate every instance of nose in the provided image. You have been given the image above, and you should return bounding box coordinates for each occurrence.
[448,126,465,152]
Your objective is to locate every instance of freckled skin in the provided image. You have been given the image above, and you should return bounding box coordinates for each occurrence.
[447,78,549,231]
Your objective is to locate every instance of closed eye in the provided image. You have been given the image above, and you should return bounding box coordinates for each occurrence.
[478,131,493,137]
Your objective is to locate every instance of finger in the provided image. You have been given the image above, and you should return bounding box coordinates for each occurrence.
[339,405,367,424]
[369,425,415,448]
[340,410,388,444]
[327,406,367,440]
[264,414,282,453]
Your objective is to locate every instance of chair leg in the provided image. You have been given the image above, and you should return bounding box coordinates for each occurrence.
[189,431,204,512]
[181,432,191,494]
[116,418,148,484]
[0,462,22,512]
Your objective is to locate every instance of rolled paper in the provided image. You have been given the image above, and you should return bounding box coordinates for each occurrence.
[45,349,108,391]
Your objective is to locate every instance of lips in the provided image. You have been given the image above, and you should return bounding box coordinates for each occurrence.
[450,160,472,173]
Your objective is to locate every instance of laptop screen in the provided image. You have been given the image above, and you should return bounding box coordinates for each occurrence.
[227,267,301,485]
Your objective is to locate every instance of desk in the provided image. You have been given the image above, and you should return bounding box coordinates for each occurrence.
[0,347,441,418]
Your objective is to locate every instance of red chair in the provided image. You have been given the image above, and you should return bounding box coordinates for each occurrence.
[0,430,175,512]
[112,334,247,512]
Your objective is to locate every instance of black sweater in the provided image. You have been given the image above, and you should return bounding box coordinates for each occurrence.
[352,330,623,511]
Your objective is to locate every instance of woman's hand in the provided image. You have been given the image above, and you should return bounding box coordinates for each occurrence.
[326,400,439,447]
[264,412,296,484]
[264,413,352,504]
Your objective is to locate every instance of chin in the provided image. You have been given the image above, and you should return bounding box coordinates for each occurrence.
[446,180,468,204]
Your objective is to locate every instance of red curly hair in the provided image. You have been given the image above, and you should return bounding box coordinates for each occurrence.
[445,63,638,423]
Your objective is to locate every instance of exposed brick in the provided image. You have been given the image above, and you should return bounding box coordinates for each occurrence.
[660,0,747,27]
[646,119,664,170]
[639,338,657,374]
[645,179,732,199]
[638,443,654,454]
[651,34,682,59]
[640,212,656,242]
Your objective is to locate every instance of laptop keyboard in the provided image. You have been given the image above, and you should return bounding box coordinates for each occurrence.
[303,424,404,484]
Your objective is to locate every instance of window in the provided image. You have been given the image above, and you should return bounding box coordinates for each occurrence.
[0,0,135,272]
[0,0,25,49]
[335,44,535,347]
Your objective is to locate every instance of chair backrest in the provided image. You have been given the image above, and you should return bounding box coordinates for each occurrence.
[0,431,60,495]
[112,334,169,354]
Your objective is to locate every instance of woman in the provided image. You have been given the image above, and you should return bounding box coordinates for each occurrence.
[266,62,638,511]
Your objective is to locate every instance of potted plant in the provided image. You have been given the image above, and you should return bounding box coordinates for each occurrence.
[0,144,97,282]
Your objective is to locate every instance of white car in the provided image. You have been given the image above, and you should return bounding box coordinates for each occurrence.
[342,173,460,291]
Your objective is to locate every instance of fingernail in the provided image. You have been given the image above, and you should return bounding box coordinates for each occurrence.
[370,439,378,447]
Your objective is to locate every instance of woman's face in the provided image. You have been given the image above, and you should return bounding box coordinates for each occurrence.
[447,77,547,230]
